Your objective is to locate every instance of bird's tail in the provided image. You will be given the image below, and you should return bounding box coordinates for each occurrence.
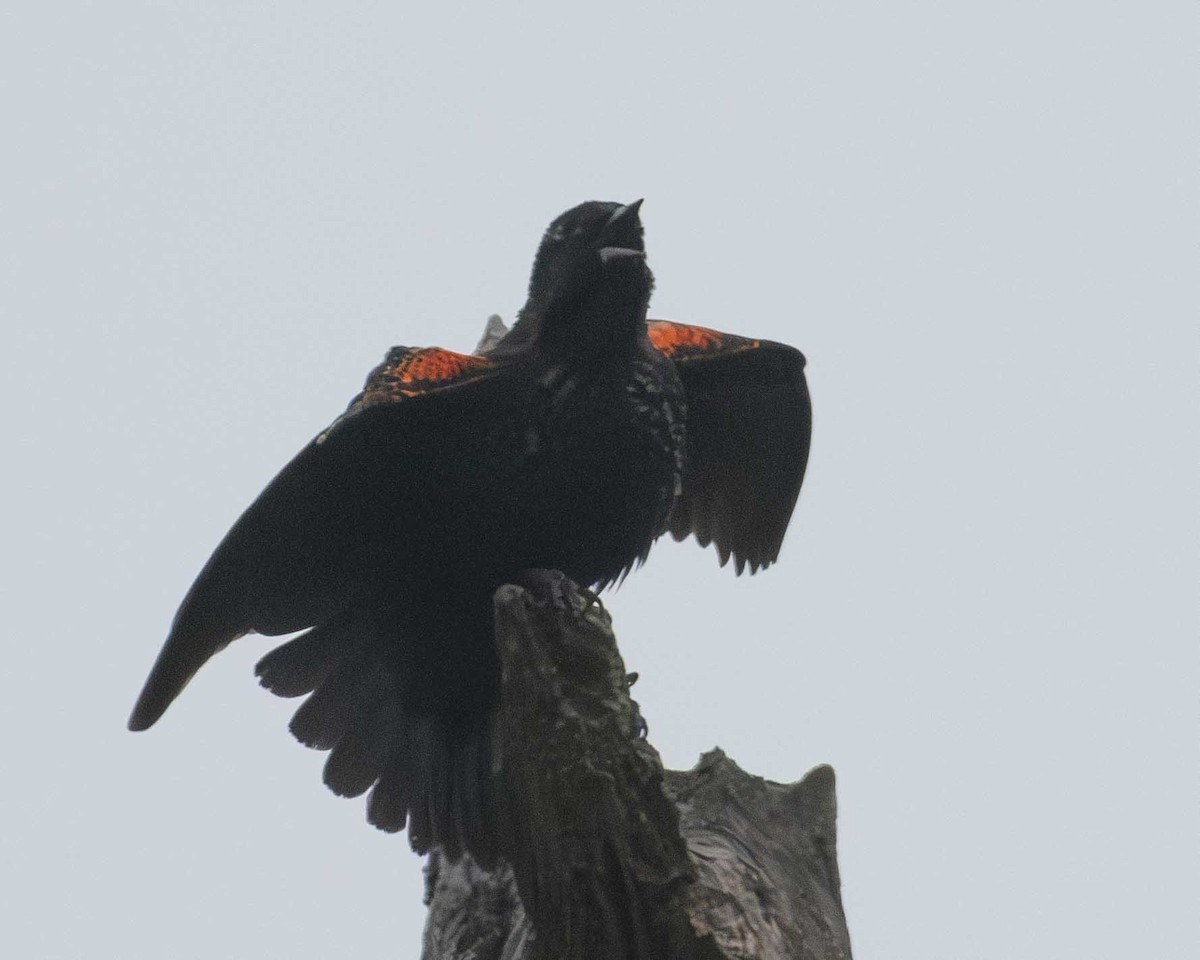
[254,612,496,863]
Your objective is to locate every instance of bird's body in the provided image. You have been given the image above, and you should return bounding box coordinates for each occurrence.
[130,201,810,858]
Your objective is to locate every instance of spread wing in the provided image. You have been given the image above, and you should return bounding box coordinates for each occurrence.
[128,347,505,732]
[649,320,812,574]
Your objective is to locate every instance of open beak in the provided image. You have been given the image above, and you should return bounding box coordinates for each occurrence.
[597,199,645,262]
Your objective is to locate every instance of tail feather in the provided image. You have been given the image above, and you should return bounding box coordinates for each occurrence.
[400,717,438,851]
[288,658,365,750]
[452,734,492,863]
[255,614,368,699]
[321,659,398,799]
[254,631,335,699]
[367,766,412,835]
[428,732,455,852]
[323,727,380,799]
[254,625,494,860]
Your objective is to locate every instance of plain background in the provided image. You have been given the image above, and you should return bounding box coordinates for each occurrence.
[3,4,1195,958]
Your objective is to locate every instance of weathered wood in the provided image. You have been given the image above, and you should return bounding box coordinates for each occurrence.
[420,581,853,960]
[667,754,850,960]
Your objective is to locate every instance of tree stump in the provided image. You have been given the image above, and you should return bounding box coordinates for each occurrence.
[420,581,853,960]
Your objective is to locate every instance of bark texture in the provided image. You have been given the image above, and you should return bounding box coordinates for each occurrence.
[420,580,852,959]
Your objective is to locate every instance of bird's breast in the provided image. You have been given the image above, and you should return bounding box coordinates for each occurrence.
[489,354,684,587]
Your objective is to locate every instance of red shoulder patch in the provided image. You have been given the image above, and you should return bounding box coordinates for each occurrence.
[647,320,761,362]
[317,346,500,444]
[357,347,496,410]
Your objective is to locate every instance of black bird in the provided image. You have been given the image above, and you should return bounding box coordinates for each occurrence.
[129,200,811,859]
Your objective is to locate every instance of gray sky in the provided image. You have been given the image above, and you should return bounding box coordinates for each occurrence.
[3,4,1196,958]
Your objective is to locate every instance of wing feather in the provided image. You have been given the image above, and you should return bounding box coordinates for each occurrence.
[128,347,504,731]
[649,320,812,574]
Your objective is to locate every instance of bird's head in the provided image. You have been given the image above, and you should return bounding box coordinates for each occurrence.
[525,200,653,324]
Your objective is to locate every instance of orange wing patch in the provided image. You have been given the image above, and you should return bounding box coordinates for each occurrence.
[317,345,499,444]
[647,320,761,362]
[357,347,496,410]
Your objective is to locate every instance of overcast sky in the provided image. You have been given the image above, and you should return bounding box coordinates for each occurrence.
[3,4,1195,958]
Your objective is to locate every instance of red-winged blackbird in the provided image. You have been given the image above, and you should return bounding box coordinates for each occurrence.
[129,200,811,859]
